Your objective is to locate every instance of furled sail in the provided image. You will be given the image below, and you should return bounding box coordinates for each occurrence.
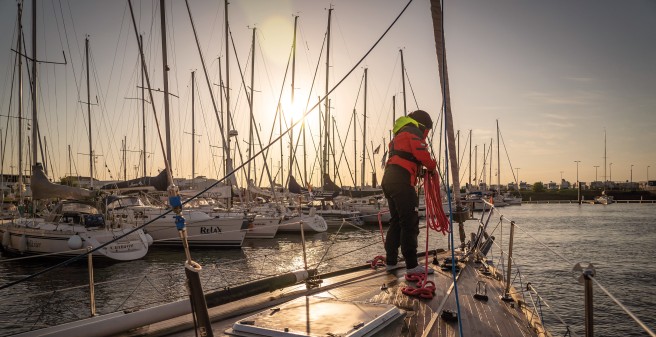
[100,169,169,191]
[31,163,96,200]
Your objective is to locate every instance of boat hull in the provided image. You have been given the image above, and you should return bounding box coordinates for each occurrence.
[0,219,150,261]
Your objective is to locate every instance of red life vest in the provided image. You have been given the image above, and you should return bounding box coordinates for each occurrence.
[386,117,436,186]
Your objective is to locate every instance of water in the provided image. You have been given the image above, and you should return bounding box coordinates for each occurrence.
[1,203,654,336]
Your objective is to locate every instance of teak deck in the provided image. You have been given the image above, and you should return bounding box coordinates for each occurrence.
[121,251,543,337]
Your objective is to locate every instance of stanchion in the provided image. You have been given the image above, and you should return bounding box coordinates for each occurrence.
[169,184,213,337]
[87,246,96,317]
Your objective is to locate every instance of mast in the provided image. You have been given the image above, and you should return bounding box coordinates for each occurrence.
[469,129,472,189]
[474,144,478,187]
[160,0,172,177]
[400,49,407,116]
[122,137,127,181]
[429,1,462,207]
[17,3,24,200]
[603,129,607,184]
[247,27,255,196]
[85,37,93,188]
[361,68,368,187]
[353,108,357,187]
[191,70,196,185]
[322,7,332,183]
[289,15,298,186]
[224,0,232,187]
[497,120,500,194]
[140,35,147,177]
[489,138,493,190]
[31,0,37,168]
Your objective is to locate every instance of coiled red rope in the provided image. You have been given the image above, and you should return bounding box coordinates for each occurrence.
[423,171,451,235]
[401,172,451,299]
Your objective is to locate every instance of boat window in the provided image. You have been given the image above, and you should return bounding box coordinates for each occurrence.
[61,203,98,214]
[83,214,105,227]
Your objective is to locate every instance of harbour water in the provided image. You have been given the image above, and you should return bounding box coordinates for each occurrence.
[0,203,654,336]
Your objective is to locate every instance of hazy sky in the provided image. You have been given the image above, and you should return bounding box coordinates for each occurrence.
[0,0,654,187]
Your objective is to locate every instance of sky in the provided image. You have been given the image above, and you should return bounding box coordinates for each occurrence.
[0,0,654,188]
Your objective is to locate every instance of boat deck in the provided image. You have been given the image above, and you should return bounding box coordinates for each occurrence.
[120,251,543,337]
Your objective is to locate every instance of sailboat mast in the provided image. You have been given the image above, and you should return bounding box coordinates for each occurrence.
[31,0,37,167]
[361,68,367,187]
[122,137,126,180]
[160,0,172,176]
[400,49,407,116]
[289,15,298,185]
[86,37,93,187]
[603,129,607,183]
[247,27,255,193]
[191,70,196,184]
[353,108,357,187]
[322,7,332,183]
[429,1,462,207]
[140,35,147,177]
[497,120,500,193]
[17,3,24,199]
[469,129,472,189]
[224,0,232,183]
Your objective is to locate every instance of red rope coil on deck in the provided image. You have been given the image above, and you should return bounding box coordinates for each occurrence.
[401,171,451,299]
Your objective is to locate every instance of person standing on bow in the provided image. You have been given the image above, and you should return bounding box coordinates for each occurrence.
[382,110,437,275]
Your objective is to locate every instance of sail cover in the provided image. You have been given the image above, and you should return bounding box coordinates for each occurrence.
[31,163,96,200]
[100,169,169,191]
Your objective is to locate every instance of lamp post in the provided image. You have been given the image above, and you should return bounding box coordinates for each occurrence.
[609,163,613,184]
[574,160,581,204]
[593,166,599,182]
[648,166,651,181]
[630,164,634,184]
[515,167,520,190]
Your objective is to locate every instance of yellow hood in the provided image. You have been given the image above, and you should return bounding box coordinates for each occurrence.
[392,116,419,134]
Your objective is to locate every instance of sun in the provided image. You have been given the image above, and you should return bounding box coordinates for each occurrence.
[281,97,304,122]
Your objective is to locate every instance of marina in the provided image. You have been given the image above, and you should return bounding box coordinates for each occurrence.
[0,0,654,336]
[1,204,655,336]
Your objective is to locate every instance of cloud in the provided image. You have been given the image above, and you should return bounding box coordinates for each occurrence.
[564,76,595,83]
[524,90,604,106]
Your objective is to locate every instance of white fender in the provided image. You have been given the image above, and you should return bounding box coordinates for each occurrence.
[145,233,153,246]
[68,235,83,250]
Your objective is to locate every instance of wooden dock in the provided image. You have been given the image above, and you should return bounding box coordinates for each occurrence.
[120,250,544,337]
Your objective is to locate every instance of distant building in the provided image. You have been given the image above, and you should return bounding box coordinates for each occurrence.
[590,181,604,189]
[546,181,558,190]
[616,181,639,191]
[559,179,571,189]
[519,181,530,190]
[645,180,656,192]
[507,182,518,191]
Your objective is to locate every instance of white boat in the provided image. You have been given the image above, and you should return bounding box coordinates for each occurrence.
[594,192,615,205]
[0,200,151,261]
[278,211,328,233]
[106,195,248,247]
[341,196,391,224]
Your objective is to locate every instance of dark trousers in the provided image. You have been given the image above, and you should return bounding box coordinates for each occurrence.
[382,181,419,269]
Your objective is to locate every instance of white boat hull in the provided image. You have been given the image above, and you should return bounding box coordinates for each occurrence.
[245,215,280,239]
[278,214,328,233]
[111,208,248,248]
[0,218,150,261]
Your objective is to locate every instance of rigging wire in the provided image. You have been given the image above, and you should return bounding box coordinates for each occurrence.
[0,0,416,292]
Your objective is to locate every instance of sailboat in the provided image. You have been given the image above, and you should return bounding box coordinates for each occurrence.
[594,130,615,205]
[0,22,151,262]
